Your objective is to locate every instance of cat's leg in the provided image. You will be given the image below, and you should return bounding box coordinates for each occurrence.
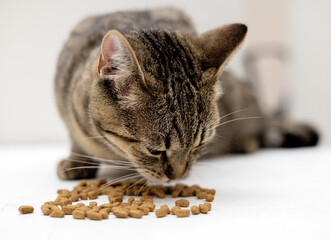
[57,145,98,180]
[261,119,319,149]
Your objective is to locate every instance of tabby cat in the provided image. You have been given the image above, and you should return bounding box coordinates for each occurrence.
[55,8,318,181]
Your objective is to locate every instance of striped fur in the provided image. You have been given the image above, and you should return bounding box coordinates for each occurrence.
[55,8,319,181]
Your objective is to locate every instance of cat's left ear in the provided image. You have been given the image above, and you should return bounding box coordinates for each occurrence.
[98,30,144,90]
[193,23,247,70]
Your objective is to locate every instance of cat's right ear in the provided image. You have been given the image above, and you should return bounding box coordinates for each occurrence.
[98,30,145,91]
[193,23,248,70]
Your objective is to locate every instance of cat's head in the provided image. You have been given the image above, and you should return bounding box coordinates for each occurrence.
[89,24,247,181]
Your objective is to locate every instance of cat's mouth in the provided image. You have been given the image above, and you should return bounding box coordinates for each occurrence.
[136,167,170,182]
[131,159,192,182]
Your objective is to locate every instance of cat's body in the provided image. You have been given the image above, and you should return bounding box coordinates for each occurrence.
[55,8,318,180]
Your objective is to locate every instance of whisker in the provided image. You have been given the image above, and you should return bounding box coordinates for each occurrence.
[121,178,146,194]
[63,158,104,166]
[70,152,133,166]
[213,116,263,129]
[199,149,212,157]
[71,136,107,145]
[209,108,249,127]
[219,108,249,121]
[63,165,137,173]
[99,173,141,190]
[137,181,148,196]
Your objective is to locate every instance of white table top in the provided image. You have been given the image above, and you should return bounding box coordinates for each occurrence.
[0,144,330,240]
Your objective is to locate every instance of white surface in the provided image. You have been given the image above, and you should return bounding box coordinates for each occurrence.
[0,145,331,240]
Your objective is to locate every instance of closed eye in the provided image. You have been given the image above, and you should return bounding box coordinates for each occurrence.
[104,130,140,143]
[147,147,164,156]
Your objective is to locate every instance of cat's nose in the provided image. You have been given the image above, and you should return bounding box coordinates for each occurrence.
[164,162,188,180]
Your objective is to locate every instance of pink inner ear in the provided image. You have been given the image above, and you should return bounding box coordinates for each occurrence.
[98,54,107,73]
[99,33,122,74]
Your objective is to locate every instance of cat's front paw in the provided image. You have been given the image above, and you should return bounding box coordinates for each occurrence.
[57,159,97,180]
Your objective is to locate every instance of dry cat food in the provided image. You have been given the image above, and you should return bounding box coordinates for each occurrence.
[175,199,190,207]
[18,205,34,214]
[175,208,190,218]
[19,179,215,220]
[155,208,168,218]
[199,203,211,214]
[50,210,65,218]
[171,206,181,215]
[190,206,200,215]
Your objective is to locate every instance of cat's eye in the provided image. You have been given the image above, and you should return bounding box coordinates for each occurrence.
[147,148,163,156]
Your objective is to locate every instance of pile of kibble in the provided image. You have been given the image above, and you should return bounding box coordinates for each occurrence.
[18,179,215,220]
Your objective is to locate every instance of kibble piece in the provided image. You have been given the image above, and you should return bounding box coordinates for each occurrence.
[93,206,101,211]
[181,188,194,197]
[58,198,72,206]
[62,205,77,215]
[164,186,174,194]
[205,194,214,202]
[160,205,170,214]
[175,183,187,190]
[154,189,166,198]
[112,208,129,218]
[109,196,123,204]
[109,191,124,198]
[102,207,112,213]
[57,189,71,198]
[79,180,87,186]
[204,202,212,211]
[80,192,88,200]
[99,209,109,219]
[129,209,144,218]
[128,197,135,205]
[101,186,114,195]
[142,202,155,212]
[131,200,141,206]
[199,204,209,214]
[141,190,152,197]
[175,199,190,207]
[87,190,99,200]
[87,210,102,220]
[76,203,85,207]
[18,205,34,214]
[140,196,153,203]
[190,206,200,215]
[175,209,190,218]
[138,206,150,215]
[89,202,98,207]
[50,210,65,218]
[72,209,86,219]
[196,191,207,199]
[100,203,112,208]
[171,189,181,198]
[207,189,216,195]
[41,204,59,215]
[70,193,80,202]
[171,206,180,215]
[77,206,91,213]
[155,209,167,218]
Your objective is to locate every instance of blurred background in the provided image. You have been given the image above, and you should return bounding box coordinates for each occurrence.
[0,0,330,146]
